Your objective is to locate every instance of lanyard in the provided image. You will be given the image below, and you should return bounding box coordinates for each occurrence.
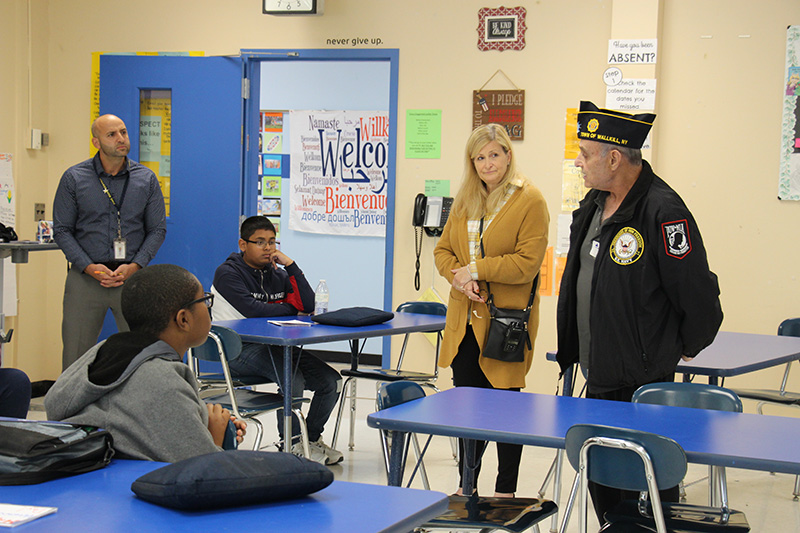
[98,173,129,239]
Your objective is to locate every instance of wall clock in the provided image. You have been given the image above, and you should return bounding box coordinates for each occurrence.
[263,0,320,15]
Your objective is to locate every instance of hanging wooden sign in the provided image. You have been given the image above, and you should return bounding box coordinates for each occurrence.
[472,89,525,140]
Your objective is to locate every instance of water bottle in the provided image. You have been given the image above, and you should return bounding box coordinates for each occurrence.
[314,280,329,315]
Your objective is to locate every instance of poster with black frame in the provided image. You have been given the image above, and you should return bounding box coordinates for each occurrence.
[477,6,527,52]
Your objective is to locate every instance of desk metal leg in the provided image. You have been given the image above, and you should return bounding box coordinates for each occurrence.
[387,429,410,487]
[709,465,729,509]
[283,345,293,450]
[461,438,480,495]
[539,364,576,532]
[348,339,361,451]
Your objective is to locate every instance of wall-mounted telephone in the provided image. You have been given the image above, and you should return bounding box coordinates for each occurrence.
[413,193,453,237]
[413,193,453,291]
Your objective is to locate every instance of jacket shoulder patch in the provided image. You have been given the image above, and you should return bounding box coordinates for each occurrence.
[661,219,692,259]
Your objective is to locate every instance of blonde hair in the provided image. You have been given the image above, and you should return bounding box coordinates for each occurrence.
[453,124,524,220]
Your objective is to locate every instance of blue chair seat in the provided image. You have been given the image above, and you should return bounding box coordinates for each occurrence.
[196,373,267,387]
[340,368,439,382]
[203,390,310,417]
[428,494,557,533]
[604,501,750,532]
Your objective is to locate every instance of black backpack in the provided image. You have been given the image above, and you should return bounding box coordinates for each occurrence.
[0,419,114,485]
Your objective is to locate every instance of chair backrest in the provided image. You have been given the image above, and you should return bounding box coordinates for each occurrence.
[395,301,447,316]
[565,423,687,492]
[190,325,243,363]
[779,318,800,338]
[632,381,742,413]
[377,381,426,411]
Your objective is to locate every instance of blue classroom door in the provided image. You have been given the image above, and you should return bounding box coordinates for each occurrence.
[98,55,243,289]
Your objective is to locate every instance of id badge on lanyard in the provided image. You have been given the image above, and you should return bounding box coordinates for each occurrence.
[114,236,127,260]
[99,174,128,261]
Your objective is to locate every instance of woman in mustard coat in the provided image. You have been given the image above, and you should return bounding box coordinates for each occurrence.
[434,123,549,497]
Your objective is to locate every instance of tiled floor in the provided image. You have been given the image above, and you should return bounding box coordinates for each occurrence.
[30,375,800,532]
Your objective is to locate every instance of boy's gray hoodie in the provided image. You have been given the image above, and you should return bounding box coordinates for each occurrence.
[45,335,220,462]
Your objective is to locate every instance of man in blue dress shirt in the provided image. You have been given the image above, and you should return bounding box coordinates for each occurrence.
[54,114,167,370]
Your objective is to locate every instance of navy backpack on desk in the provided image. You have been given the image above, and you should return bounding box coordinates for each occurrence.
[311,307,394,327]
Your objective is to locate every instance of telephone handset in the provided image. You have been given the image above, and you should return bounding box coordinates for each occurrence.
[413,193,453,291]
[413,193,453,237]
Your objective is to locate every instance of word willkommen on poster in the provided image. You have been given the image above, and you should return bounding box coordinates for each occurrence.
[289,110,389,236]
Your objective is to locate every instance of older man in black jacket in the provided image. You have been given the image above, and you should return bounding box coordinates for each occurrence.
[557,101,723,523]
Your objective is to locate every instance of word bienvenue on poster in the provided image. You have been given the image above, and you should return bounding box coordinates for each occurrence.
[289,110,389,237]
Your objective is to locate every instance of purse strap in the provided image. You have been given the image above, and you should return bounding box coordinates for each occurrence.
[479,217,538,311]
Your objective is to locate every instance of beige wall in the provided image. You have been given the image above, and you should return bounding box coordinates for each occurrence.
[3,1,800,410]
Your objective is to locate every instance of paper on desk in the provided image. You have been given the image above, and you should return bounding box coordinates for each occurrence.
[0,503,57,527]
[268,319,312,327]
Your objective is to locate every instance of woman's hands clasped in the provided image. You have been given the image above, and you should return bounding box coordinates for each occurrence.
[451,266,485,303]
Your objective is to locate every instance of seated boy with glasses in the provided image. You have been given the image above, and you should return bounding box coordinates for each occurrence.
[211,215,343,465]
[46,264,246,462]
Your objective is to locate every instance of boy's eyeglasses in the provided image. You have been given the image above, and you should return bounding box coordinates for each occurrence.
[245,239,278,249]
[182,291,214,310]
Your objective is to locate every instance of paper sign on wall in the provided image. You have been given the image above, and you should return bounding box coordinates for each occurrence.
[289,110,389,237]
[0,154,16,317]
[606,79,657,111]
[607,39,657,64]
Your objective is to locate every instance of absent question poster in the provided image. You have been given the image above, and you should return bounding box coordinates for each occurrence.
[288,110,389,236]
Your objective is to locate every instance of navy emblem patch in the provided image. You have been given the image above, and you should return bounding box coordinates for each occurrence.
[662,219,692,259]
[610,227,644,265]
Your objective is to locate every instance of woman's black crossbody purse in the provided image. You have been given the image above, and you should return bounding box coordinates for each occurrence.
[479,218,538,363]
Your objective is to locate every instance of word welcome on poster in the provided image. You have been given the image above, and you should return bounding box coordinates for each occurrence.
[289,110,389,236]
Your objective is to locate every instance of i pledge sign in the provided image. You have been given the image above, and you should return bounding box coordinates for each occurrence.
[472,90,525,140]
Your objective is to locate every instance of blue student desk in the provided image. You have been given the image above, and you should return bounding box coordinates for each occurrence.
[548,330,800,395]
[214,313,447,444]
[0,459,448,532]
[367,386,800,492]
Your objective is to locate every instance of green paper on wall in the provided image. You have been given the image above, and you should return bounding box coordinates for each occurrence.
[406,110,442,159]
[425,180,450,197]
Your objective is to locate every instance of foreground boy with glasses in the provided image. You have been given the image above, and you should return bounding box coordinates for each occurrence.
[46,264,246,462]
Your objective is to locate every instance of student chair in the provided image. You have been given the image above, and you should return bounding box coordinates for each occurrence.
[632,382,742,509]
[376,381,432,489]
[560,424,750,533]
[729,317,800,500]
[376,380,557,533]
[189,325,311,455]
[332,301,447,452]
